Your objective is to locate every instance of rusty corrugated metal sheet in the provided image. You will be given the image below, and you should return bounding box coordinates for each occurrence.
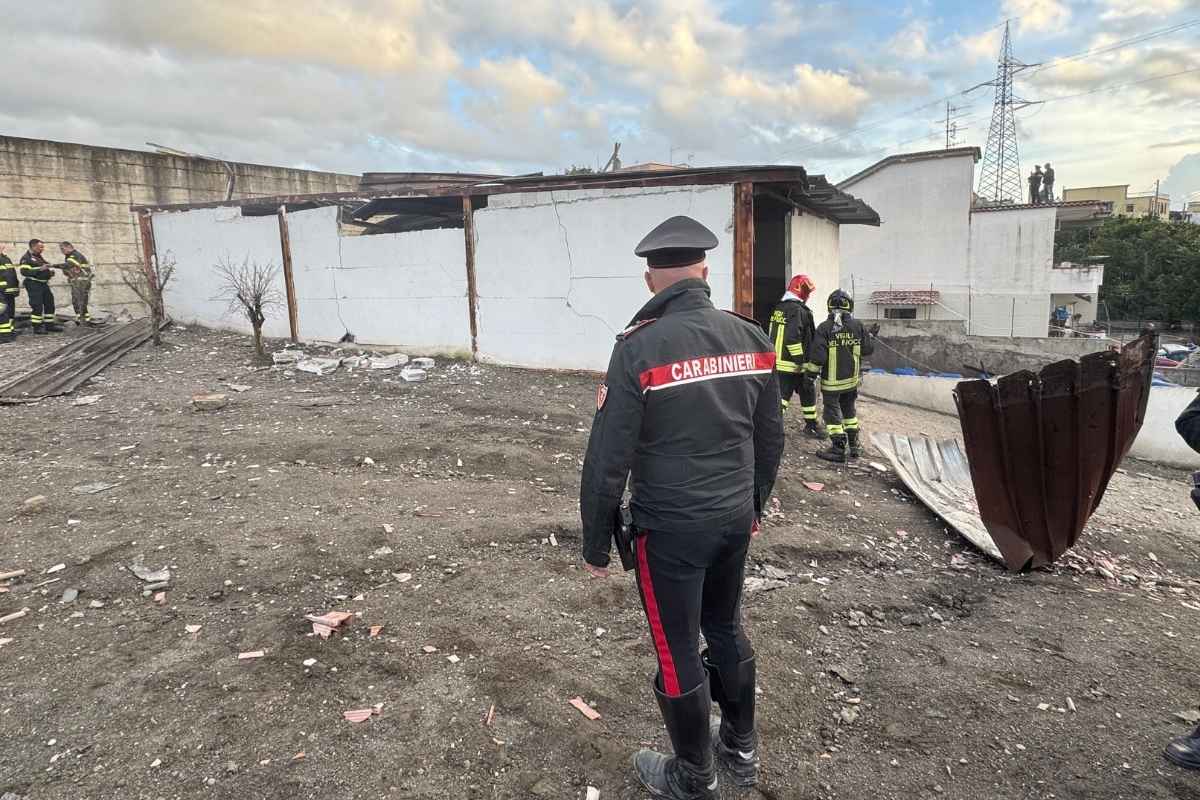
[0,319,158,403]
[952,331,1156,571]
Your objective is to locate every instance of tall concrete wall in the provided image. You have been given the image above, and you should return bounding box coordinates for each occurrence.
[0,135,357,316]
[965,207,1057,337]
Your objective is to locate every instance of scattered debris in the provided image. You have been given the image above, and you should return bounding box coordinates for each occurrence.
[130,564,171,583]
[1067,697,1077,713]
[185,624,202,634]
[447,654,461,664]
[369,354,408,370]
[485,704,496,726]
[422,645,439,653]
[297,357,341,376]
[71,481,117,495]
[343,708,375,724]
[569,696,601,721]
[828,664,860,685]
[744,576,788,593]
[45,563,66,575]
[192,393,229,411]
[1174,709,1200,725]
[303,658,318,667]
[72,394,102,406]
[0,609,30,624]
[153,591,167,605]
[89,600,105,609]
[0,569,26,581]
[306,610,353,639]
[369,625,383,637]
[373,546,393,556]
[225,383,252,392]
[382,524,395,534]
[272,349,304,365]
[60,588,79,604]
[238,650,266,660]
[292,751,306,761]
[400,366,428,382]
[802,481,825,492]
[868,461,888,473]
[586,788,600,800]
[412,357,435,369]
[392,572,413,583]
[21,495,48,514]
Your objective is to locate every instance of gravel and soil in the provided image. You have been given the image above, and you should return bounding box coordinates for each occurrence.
[0,323,1198,800]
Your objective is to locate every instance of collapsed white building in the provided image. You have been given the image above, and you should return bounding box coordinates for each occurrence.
[134,167,878,371]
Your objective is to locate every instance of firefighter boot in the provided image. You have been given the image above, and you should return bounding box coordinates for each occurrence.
[634,679,718,799]
[33,324,46,335]
[45,320,64,332]
[703,650,759,787]
[803,419,824,439]
[847,429,863,459]
[817,434,848,463]
[1165,725,1200,770]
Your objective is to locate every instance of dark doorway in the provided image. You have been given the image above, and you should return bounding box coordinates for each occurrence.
[752,195,790,328]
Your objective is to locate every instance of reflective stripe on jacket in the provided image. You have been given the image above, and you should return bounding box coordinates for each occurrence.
[767,297,814,375]
[809,314,874,393]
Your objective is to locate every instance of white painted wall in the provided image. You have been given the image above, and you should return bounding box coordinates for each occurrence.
[839,153,975,321]
[156,206,292,339]
[965,207,1057,337]
[861,373,1200,468]
[156,205,472,353]
[473,185,735,371]
[286,206,471,353]
[790,211,840,298]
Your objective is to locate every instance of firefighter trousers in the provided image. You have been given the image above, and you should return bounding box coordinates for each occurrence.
[2,295,14,326]
[25,282,55,327]
[70,279,92,320]
[0,294,12,335]
[777,371,818,420]
[822,388,859,437]
[633,511,755,697]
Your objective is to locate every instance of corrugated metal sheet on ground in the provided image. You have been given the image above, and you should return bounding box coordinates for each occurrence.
[0,319,157,402]
[870,433,1002,564]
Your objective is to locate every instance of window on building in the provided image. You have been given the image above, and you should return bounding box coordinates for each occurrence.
[1126,204,1135,212]
[883,306,918,320]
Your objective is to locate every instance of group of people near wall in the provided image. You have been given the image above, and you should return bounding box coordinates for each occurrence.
[0,239,96,340]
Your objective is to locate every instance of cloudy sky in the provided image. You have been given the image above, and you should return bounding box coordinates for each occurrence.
[2,0,1198,202]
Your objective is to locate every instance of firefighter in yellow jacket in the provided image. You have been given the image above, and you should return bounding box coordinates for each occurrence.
[0,244,16,342]
[809,290,877,463]
[767,274,822,438]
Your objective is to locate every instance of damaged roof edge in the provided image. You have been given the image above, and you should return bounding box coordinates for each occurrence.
[128,164,880,226]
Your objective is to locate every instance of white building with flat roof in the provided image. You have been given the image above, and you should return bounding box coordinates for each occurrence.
[837,148,1111,337]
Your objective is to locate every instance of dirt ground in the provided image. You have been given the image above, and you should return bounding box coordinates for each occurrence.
[1,323,1198,800]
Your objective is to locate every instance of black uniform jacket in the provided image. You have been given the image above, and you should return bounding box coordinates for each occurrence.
[579,278,785,567]
[18,251,52,284]
[0,254,17,295]
[809,314,874,393]
[768,297,815,374]
[1177,392,1200,454]
[63,249,92,281]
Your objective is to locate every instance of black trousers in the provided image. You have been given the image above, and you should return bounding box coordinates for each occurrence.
[2,294,14,323]
[634,512,755,697]
[25,282,54,326]
[777,371,818,420]
[822,388,858,436]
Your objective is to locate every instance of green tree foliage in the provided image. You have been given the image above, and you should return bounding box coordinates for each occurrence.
[1055,218,1200,323]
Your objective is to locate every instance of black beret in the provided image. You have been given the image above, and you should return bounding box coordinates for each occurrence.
[634,215,718,268]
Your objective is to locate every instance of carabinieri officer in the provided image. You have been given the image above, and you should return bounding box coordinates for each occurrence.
[579,215,785,799]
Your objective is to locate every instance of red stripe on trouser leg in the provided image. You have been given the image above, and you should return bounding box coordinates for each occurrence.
[636,535,680,696]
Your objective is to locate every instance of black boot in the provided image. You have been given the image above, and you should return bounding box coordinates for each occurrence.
[45,321,64,332]
[634,678,717,799]
[803,419,824,439]
[33,324,46,335]
[817,434,847,463]
[1165,725,1200,770]
[703,650,759,787]
[846,429,863,459]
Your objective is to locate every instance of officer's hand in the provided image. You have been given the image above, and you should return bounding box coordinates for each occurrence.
[583,561,610,579]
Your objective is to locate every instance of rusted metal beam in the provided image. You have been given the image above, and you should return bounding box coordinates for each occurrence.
[732,182,755,317]
[277,205,300,343]
[462,195,480,359]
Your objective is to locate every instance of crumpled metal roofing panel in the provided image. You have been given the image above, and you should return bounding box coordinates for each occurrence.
[951,332,1156,571]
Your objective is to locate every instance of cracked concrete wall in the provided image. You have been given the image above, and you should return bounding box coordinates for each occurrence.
[0,135,357,316]
[473,185,736,371]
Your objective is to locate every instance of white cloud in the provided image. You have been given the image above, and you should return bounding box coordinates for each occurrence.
[1100,0,1191,19]
[888,20,931,60]
[958,27,1003,65]
[1004,0,1072,34]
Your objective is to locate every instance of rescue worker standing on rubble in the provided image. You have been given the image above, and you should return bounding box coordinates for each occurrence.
[579,215,785,799]
[19,239,62,334]
[0,244,16,342]
[768,273,823,437]
[809,289,877,463]
[59,241,94,325]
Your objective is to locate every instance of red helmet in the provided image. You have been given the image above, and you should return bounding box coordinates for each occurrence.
[787,274,816,301]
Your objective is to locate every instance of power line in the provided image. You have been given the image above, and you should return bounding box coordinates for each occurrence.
[1031,65,1200,105]
[1028,18,1200,77]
